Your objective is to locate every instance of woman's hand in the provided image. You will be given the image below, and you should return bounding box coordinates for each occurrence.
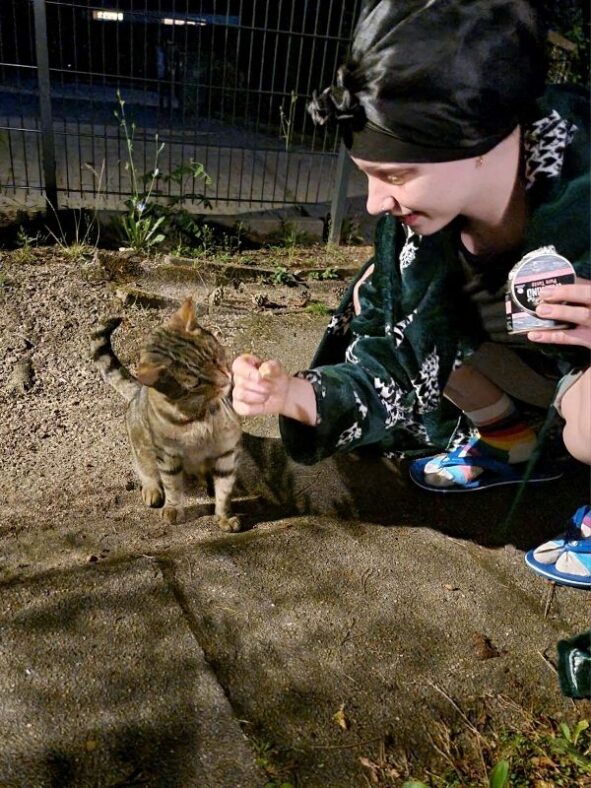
[528,278,591,350]
[231,353,318,425]
[231,354,291,416]
[528,279,591,463]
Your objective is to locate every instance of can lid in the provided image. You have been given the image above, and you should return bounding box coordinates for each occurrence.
[509,247,575,315]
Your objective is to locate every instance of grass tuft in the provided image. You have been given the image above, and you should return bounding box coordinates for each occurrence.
[360,694,591,787]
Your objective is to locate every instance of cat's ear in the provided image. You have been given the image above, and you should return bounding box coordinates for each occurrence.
[136,362,166,387]
[170,297,197,331]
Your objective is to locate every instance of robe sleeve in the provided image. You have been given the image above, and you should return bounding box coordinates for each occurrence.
[279,224,474,465]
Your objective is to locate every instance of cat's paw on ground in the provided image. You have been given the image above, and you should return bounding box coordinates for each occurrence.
[160,505,185,524]
[142,485,164,508]
[216,515,241,533]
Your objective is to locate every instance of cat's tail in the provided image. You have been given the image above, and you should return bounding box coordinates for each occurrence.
[90,318,141,403]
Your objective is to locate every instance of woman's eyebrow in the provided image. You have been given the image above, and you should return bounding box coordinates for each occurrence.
[367,164,414,176]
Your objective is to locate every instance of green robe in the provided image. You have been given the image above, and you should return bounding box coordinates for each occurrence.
[280,85,590,465]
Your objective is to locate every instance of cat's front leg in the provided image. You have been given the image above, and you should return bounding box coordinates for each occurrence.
[157,455,185,524]
[129,442,164,509]
[212,449,240,533]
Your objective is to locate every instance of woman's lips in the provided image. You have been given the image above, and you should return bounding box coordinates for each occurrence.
[399,212,422,227]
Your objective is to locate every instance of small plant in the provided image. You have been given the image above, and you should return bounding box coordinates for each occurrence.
[341,216,365,245]
[305,301,330,316]
[308,266,340,281]
[116,92,213,253]
[232,220,250,250]
[497,713,591,783]
[251,738,294,788]
[43,161,103,261]
[45,209,97,262]
[403,760,510,788]
[12,226,41,264]
[163,160,212,209]
[166,213,216,257]
[488,760,510,788]
[270,266,292,285]
[279,90,298,152]
[116,92,166,252]
[17,226,40,247]
[561,718,590,746]
[361,692,591,788]
[278,220,309,249]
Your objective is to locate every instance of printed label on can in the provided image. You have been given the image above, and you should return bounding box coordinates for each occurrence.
[506,246,575,334]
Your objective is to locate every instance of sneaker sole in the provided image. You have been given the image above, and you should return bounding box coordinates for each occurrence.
[408,467,563,494]
[525,551,591,589]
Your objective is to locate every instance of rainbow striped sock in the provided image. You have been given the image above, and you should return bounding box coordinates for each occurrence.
[471,403,537,465]
[425,394,537,486]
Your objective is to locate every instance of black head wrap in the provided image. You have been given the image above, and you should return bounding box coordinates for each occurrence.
[308,0,546,162]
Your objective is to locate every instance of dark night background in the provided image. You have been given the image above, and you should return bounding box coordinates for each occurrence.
[0,1,588,148]
[0,3,359,98]
[1,1,589,99]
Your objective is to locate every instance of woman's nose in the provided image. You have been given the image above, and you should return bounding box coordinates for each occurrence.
[366,176,398,215]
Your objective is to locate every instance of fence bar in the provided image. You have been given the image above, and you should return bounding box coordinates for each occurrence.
[3,1,366,220]
[32,0,57,210]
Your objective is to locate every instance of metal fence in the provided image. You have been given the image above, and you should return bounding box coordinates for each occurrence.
[0,0,363,216]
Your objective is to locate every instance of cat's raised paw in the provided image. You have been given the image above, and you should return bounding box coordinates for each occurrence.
[160,506,185,524]
[142,486,164,508]
[217,515,241,533]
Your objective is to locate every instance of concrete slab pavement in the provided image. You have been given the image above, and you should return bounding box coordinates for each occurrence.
[1,251,589,787]
[0,557,266,787]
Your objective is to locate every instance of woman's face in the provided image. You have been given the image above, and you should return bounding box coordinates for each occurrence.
[351,155,481,236]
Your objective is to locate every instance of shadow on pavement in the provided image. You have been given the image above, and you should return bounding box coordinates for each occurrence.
[0,558,261,787]
[237,433,587,551]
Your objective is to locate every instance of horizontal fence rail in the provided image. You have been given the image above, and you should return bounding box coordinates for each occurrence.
[0,0,364,215]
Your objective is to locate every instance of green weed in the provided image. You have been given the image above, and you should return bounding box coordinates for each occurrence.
[115,92,211,253]
[251,738,295,788]
[115,92,166,252]
[305,301,330,316]
[278,220,310,249]
[341,216,365,245]
[12,226,41,264]
[279,90,298,152]
[270,266,292,285]
[44,208,97,261]
[307,266,340,281]
[360,694,591,787]
[44,162,103,260]
[402,759,509,788]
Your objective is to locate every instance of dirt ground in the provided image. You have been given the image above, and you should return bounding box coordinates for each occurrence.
[1,242,590,787]
[0,242,368,578]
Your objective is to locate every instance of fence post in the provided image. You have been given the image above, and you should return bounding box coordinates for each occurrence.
[32,0,58,211]
[328,141,351,245]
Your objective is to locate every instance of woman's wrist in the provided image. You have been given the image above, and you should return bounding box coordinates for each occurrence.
[281,375,318,426]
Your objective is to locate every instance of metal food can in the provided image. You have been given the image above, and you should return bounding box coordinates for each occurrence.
[505,246,575,334]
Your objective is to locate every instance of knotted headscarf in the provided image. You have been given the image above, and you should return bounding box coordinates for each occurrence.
[308,0,546,162]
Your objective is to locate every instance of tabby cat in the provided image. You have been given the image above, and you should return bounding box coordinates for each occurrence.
[90,297,241,532]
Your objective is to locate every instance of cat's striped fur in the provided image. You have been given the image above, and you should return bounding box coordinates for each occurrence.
[91,298,241,531]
